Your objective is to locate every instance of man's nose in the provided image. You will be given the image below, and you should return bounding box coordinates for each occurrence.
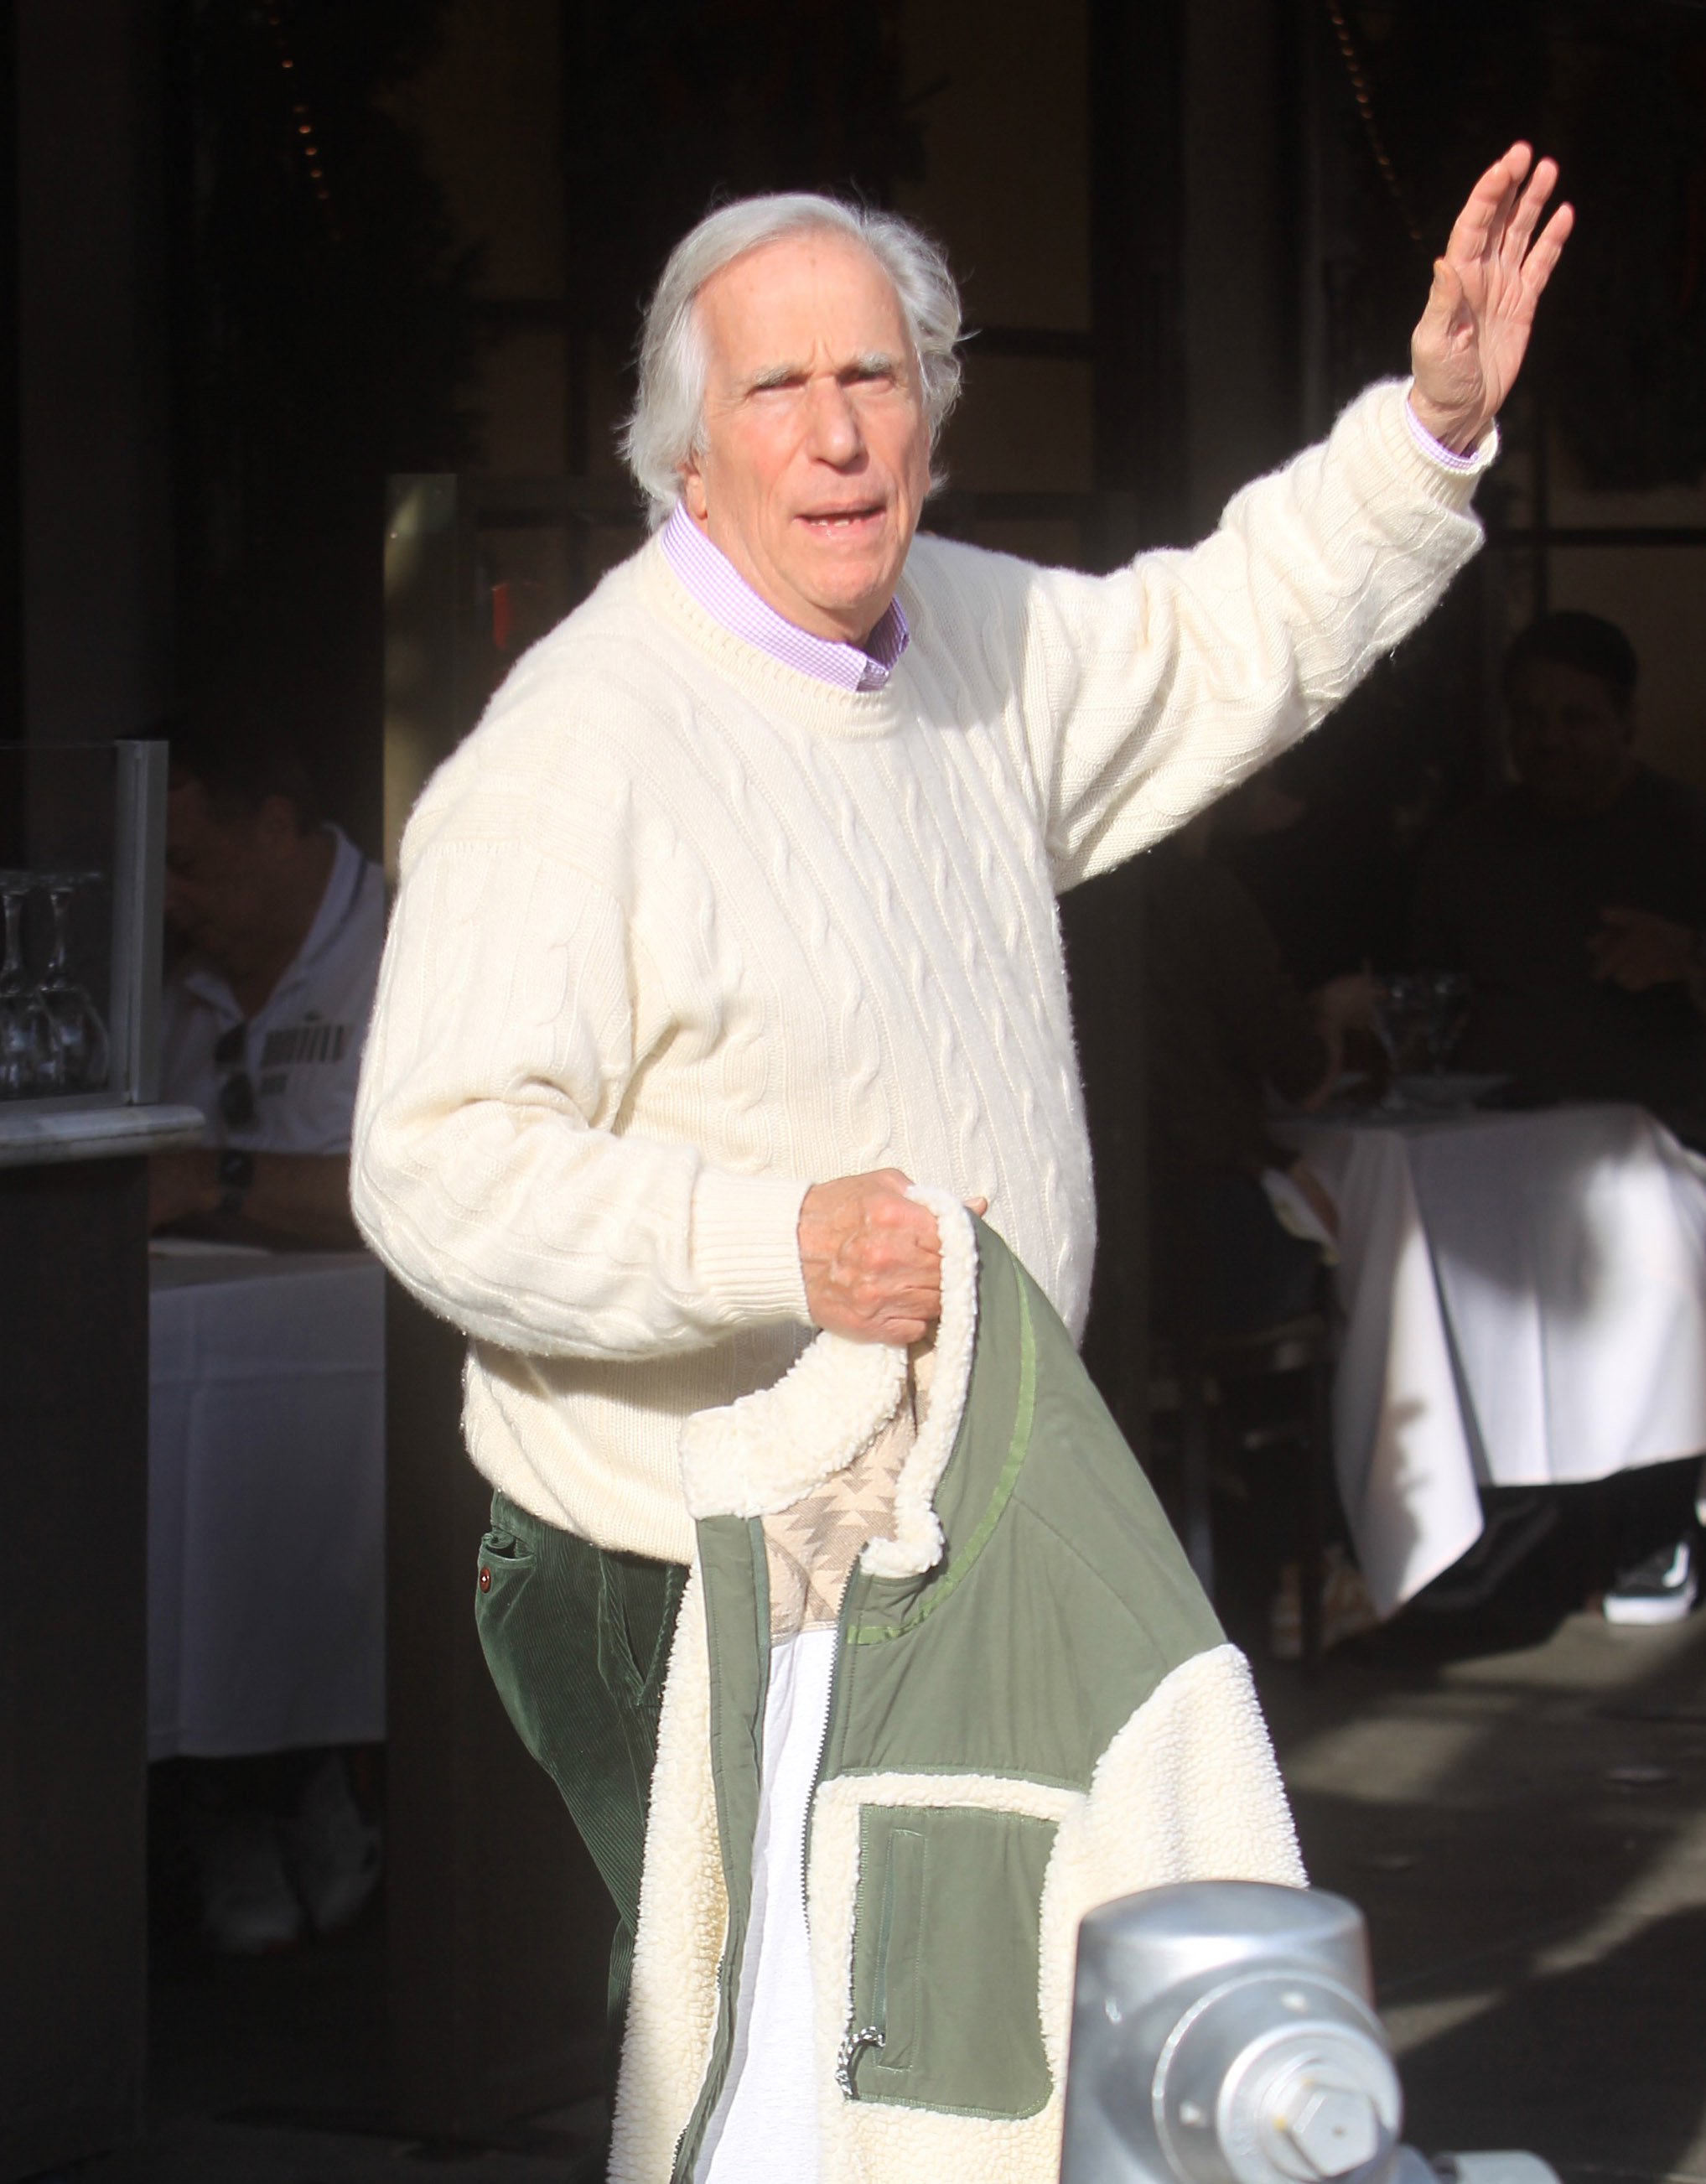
[803,379,863,465]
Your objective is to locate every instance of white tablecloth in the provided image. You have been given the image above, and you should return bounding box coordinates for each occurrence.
[148,1248,386,1760]
[1283,1103,1706,1618]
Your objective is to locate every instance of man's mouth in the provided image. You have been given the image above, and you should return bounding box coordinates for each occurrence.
[798,504,885,537]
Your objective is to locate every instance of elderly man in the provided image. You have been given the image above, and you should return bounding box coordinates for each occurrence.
[354,149,1569,2180]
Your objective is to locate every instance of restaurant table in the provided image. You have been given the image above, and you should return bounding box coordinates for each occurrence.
[1278,1101,1706,1618]
[148,1243,386,1759]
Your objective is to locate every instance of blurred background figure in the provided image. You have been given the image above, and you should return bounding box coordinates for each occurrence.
[151,707,386,1955]
[1407,610,1705,1626]
[1144,786,1383,1662]
[1412,610,1706,1149]
[1145,781,1377,1341]
[152,717,381,1251]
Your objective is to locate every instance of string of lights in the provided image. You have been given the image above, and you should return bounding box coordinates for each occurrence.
[1321,0,1423,247]
[258,0,341,241]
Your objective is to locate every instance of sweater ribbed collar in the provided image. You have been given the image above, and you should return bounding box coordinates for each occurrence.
[638,534,912,741]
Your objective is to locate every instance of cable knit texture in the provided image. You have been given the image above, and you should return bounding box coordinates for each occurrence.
[352,378,1488,1562]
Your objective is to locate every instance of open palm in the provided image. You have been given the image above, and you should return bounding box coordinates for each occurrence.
[1409,143,1574,454]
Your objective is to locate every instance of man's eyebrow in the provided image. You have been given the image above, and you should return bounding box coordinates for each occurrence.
[739,350,907,393]
[743,361,807,392]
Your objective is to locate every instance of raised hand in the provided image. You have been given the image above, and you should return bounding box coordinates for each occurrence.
[1409,143,1574,455]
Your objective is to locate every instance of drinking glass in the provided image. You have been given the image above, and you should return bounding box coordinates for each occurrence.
[1421,971,1470,1075]
[0,870,51,1096]
[37,871,110,1092]
[1372,974,1431,1108]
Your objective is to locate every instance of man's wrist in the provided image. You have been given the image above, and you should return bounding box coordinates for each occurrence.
[1404,389,1486,469]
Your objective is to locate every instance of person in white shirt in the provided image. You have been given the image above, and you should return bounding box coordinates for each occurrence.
[151,724,387,1954]
[152,729,385,1249]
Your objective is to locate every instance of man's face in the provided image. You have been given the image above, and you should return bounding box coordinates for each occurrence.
[1506,658,1634,817]
[163,780,298,972]
[681,230,932,645]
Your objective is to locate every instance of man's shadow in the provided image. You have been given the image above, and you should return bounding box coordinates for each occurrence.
[1397,1902,1706,2176]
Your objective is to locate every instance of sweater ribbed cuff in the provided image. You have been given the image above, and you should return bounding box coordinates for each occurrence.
[691,1165,812,1325]
[1388,378,1500,509]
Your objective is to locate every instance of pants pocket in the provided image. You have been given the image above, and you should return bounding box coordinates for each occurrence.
[843,1801,1056,2119]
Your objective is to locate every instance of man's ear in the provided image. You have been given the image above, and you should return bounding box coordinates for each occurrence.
[680,459,709,526]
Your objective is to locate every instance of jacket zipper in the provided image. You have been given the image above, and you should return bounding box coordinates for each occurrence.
[801,1573,858,1927]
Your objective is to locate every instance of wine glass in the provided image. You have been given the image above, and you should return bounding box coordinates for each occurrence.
[0,870,51,1096]
[37,871,110,1092]
[1372,974,1431,1109]
[1421,971,1470,1076]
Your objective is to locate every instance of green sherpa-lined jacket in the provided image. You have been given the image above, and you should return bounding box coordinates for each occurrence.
[610,1192,1305,2184]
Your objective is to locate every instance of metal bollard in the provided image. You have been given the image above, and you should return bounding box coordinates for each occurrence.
[1059,1882,1560,2184]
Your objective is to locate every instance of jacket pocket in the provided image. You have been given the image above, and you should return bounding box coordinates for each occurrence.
[843,1801,1055,2119]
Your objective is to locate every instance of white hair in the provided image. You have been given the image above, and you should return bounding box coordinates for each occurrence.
[620,192,964,529]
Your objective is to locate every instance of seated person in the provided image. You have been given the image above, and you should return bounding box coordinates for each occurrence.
[1412,610,1706,1146]
[149,718,386,1949]
[1145,804,1375,1336]
[152,724,383,1247]
[1413,613,1704,1623]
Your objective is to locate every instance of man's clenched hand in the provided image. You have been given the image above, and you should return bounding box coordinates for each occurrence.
[798,1168,987,1345]
[1409,142,1574,455]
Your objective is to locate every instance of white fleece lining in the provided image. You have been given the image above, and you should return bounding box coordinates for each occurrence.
[1034,1646,1306,2092]
[676,1187,980,1575]
[679,1326,907,1520]
[608,1567,726,2184]
[860,1189,979,1579]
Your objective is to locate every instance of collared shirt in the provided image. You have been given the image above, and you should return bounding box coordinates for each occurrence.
[660,502,909,692]
[158,825,386,1155]
[1403,392,1483,473]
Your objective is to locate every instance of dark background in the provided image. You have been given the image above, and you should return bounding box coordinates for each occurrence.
[5,0,1704,1417]
[3,0,1704,832]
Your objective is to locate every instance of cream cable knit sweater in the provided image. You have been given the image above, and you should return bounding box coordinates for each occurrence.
[353,379,1488,1563]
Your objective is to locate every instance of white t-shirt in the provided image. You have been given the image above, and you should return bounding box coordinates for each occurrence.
[158,826,386,1154]
[697,1628,836,2184]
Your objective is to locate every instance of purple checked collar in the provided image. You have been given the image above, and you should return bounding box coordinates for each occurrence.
[660,502,909,693]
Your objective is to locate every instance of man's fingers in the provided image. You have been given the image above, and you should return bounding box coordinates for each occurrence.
[1445,142,1532,261]
[797,1166,949,1341]
[1520,200,1575,299]
[1501,153,1558,267]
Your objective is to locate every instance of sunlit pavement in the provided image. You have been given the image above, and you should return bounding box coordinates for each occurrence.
[1260,1611,1706,2184]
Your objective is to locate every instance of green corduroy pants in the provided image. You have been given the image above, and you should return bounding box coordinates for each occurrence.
[474,1489,687,2085]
